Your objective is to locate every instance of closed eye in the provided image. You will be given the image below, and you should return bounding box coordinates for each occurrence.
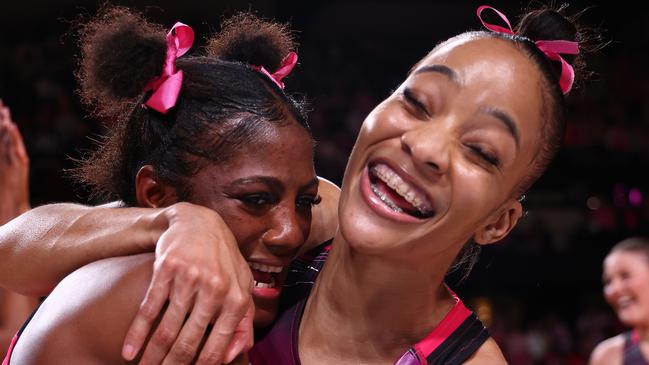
[402,88,430,118]
[468,145,500,167]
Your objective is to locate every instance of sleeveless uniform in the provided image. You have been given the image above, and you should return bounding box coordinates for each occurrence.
[249,241,490,365]
[2,306,39,365]
[623,330,649,365]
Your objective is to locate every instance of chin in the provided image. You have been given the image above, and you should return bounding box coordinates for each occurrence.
[618,310,643,328]
[336,172,425,255]
[253,308,277,329]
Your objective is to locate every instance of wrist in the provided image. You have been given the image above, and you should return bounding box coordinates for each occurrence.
[164,202,221,227]
[144,207,176,250]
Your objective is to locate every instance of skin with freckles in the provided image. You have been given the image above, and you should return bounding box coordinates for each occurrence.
[9,121,319,364]
[188,123,319,327]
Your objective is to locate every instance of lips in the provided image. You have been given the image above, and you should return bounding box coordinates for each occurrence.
[617,295,634,310]
[368,162,434,219]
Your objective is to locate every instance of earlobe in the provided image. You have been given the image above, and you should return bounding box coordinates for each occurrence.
[474,200,523,245]
[135,165,179,208]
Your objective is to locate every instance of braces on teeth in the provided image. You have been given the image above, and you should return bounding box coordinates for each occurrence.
[371,184,404,213]
[371,164,433,215]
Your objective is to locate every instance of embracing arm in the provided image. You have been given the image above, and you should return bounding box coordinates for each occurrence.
[2,176,339,362]
[11,254,250,365]
[0,202,169,296]
[303,177,340,252]
[0,176,339,297]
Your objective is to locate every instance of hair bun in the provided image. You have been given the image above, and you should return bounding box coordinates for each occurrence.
[206,12,296,71]
[516,5,606,91]
[77,6,167,116]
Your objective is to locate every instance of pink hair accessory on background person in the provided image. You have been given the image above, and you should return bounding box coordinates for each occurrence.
[144,22,195,114]
[477,5,579,94]
[252,51,298,89]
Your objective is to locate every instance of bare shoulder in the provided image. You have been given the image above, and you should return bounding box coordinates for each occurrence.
[303,177,340,252]
[463,337,508,365]
[10,254,154,364]
[588,334,625,365]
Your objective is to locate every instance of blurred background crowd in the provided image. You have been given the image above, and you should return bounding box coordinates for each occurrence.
[1,1,647,364]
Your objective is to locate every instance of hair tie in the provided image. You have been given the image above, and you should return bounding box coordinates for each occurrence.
[144,22,195,114]
[252,51,298,89]
[477,5,579,94]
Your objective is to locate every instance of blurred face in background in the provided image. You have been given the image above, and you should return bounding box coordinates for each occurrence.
[603,250,649,327]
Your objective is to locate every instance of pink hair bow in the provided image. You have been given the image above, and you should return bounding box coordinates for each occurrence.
[252,51,298,89]
[144,22,195,114]
[477,5,579,94]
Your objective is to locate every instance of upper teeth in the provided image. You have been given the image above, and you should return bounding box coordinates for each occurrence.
[371,164,433,214]
[249,262,283,273]
[618,296,633,308]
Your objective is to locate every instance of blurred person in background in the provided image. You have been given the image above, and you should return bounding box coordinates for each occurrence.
[590,237,649,365]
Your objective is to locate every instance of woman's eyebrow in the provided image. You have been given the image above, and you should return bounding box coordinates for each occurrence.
[230,176,281,190]
[479,106,520,150]
[414,64,461,86]
[300,178,320,193]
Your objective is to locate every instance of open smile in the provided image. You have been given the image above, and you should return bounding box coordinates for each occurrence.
[361,161,435,222]
[248,261,286,300]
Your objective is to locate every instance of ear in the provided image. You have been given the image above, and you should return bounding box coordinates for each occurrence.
[135,165,179,208]
[473,199,523,246]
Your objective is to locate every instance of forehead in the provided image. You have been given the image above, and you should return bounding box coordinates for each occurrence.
[412,36,546,152]
[605,250,649,271]
[200,122,315,182]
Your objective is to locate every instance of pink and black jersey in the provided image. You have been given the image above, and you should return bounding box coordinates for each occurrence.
[249,241,490,365]
[623,330,649,365]
[2,305,39,365]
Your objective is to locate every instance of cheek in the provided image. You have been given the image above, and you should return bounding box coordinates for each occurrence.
[603,285,615,303]
[298,209,313,237]
[630,276,649,297]
[450,166,500,217]
[218,209,266,254]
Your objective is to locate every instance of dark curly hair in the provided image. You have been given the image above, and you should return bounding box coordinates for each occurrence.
[73,7,309,205]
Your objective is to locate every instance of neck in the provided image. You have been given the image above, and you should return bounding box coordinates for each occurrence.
[637,325,649,343]
[299,232,458,364]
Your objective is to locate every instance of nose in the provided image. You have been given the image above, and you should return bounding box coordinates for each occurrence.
[400,124,451,175]
[262,205,306,257]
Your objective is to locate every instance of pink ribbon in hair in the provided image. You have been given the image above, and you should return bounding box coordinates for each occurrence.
[144,22,195,114]
[476,5,579,94]
[252,51,298,89]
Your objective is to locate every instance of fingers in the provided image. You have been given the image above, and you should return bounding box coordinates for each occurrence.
[138,273,196,365]
[5,121,28,165]
[122,264,173,361]
[195,290,252,365]
[160,284,224,365]
[0,103,28,166]
[223,303,255,364]
[0,115,11,166]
